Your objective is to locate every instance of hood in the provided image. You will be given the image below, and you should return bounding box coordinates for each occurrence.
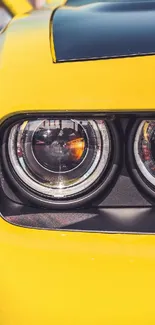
[52,0,155,62]
[1,6,155,117]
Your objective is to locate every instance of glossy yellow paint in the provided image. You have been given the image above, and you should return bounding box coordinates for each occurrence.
[1,8,155,325]
[0,215,155,324]
[46,0,66,5]
[2,0,32,15]
[0,9,155,120]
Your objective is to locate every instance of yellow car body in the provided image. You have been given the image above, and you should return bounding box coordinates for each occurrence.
[1,8,155,114]
[1,2,155,324]
[1,0,32,15]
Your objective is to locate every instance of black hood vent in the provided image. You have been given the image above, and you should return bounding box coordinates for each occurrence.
[52,1,155,62]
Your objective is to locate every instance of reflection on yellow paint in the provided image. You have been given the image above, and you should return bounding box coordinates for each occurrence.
[20,120,28,131]
[143,122,149,141]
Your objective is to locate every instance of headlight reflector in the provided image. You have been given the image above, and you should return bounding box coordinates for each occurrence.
[7,119,111,200]
[134,120,155,187]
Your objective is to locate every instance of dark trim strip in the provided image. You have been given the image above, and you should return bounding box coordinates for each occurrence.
[2,207,155,234]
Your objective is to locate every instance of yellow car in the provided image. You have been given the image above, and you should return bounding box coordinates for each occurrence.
[1,0,155,324]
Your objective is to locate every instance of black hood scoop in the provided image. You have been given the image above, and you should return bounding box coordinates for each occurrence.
[52,1,155,62]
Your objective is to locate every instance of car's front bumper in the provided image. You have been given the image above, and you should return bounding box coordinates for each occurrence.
[0,213,155,325]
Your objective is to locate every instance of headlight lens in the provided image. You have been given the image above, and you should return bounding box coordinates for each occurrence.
[7,119,111,199]
[134,120,155,187]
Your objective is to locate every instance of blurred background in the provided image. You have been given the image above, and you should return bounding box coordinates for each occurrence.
[0,0,63,30]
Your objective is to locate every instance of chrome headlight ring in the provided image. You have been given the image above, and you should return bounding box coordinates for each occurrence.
[127,118,155,201]
[2,114,120,209]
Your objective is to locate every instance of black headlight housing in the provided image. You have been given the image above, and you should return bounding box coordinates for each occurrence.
[127,118,155,201]
[1,113,120,209]
[2,112,155,233]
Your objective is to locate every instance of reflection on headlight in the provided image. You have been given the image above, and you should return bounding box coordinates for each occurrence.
[134,120,155,187]
[8,119,111,199]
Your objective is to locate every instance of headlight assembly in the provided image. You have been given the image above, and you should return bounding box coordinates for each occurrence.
[134,120,155,187]
[128,119,155,200]
[2,117,120,209]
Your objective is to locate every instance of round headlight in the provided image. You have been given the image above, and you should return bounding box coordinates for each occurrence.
[3,118,119,208]
[134,120,155,187]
